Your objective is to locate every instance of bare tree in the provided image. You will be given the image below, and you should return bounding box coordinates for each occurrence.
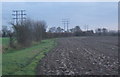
[10,18,47,47]
[8,30,15,48]
[48,27,57,33]
[74,26,82,36]
[70,28,75,33]
[74,26,82,32]
[56,27,64,33]
[10,19,33,46]
[2,26,9,37]
[102,28,108,35]
[95,28,102,35]
[33,21,47,41]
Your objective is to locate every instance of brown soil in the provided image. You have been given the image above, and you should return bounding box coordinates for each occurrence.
[37,36,118,75]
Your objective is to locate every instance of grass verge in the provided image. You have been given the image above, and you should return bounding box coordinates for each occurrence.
[1,38,9,46]
[0,52,1,77]
[2,39,57,75]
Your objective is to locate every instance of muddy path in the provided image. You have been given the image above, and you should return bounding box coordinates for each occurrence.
[37,36,118,75]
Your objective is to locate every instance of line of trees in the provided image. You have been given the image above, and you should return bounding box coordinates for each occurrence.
[2,26,10,37]
[1,19,119,48]
[12,19,46,47]
[46,26,94,38]
[95,28,108,35]
[95,28,118,36]
[1,19,47,48]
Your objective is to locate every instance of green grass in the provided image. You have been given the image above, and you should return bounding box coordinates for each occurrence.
[0,52,1,77]
[1,37,9,46]
[0,38,2,76]
[2,39,57,75]
[0,38,1,44]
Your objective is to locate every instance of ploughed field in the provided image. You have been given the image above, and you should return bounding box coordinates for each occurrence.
[37,36,118,75]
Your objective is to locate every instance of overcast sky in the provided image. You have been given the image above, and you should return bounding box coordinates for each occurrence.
[2,2,118,31]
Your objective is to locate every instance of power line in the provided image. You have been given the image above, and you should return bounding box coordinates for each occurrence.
[62,19,66,32]
[12,10,26,25]
[84,24,89,31]
[62,18,70,32]
[12,10,19,25]
[20,10,26,23]
[66,20,69,32]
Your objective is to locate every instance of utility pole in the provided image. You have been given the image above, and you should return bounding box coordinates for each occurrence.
[62,19,66,32]
[86,25,88,31]
[12,10,26,25]
[20,10,26,24]
[62,18,70,32]
[84,24,89,31]
[12,10,19,25]
[66,20,69,32]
